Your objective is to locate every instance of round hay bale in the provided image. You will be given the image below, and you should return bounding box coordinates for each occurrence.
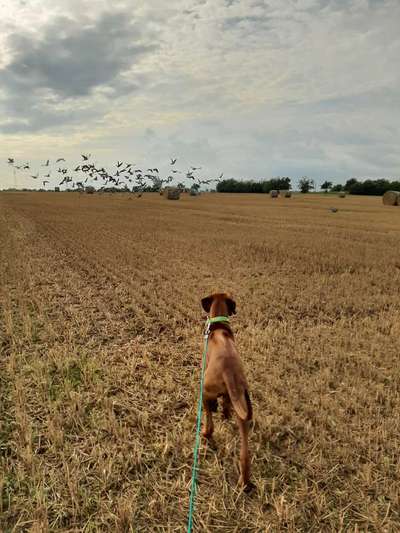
[165,187,180,200]
[339,192,346,198]
[270,189,278,198]
[383,191,400,206]
[284,190,292,198]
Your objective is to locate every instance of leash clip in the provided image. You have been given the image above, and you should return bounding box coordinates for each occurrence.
[204,317,211,337]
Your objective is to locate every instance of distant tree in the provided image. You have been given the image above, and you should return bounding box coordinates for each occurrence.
[217,179,260,193]
[217,177,291,193]
[345,178,358,191]
[298,176,315,193]
[321,180,333,192]
[262,176,291,193]
[325,177,400,196]
[216,179,233,192]
[347,178,391,196]
[177,182,186,191]
[190,183,200,192]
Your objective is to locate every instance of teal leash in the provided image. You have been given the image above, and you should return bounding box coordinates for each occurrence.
[187,319,211,533]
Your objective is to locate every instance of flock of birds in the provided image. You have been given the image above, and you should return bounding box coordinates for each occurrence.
[7,155,223,193]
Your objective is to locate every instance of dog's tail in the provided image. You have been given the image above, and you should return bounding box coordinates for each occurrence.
[223,371,252,421]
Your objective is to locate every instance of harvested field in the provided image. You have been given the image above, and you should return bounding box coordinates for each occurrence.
[1,192,400,531]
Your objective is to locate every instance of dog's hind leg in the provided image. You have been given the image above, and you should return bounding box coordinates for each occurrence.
[222,394,232,420]
[236,417,251,490]
[202,397,215,439]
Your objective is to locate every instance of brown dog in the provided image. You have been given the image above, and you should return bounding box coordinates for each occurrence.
[201,292,252,489]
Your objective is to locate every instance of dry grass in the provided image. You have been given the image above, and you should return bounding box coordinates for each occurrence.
[1,191,400,532]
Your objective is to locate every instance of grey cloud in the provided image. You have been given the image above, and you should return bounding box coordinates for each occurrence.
[3,13,153,98]
[222,15,268,29]
[0,10,156,132]
[319,0,388,10]
[311,88,400,112]
[0,106,100,134]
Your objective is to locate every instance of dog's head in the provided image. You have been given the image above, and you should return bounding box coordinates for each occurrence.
[201,292,236,316]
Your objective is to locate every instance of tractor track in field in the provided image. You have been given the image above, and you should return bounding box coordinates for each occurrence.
[1,204,197,352]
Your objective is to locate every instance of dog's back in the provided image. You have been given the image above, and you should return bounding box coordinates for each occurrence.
[200,293,253,489]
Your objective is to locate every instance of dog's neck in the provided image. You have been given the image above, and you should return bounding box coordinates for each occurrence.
[209,301,233,337]
[209,321,233,337]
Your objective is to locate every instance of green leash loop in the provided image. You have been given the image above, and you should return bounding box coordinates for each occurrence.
[187,316,230,532]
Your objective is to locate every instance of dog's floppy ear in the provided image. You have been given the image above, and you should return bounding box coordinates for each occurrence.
[201,295,213,313]
[226,296,236,315]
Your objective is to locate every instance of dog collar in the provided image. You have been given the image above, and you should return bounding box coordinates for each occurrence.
[204,316,230,336]
[208,316,230,325]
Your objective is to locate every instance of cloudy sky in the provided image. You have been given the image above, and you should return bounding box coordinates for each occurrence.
[0,0,399,189]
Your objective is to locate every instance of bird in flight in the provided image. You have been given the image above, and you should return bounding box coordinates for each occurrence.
[56,158,66,163]
[42,160,50,166]
[31,174,39,179]
[81,154,91,161]
[7,157,14,164]
[170,158,177,165]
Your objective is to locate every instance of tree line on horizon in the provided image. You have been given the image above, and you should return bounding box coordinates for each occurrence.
[217,176,400,195]
[321,178,400,196]
[217,177,291,193]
